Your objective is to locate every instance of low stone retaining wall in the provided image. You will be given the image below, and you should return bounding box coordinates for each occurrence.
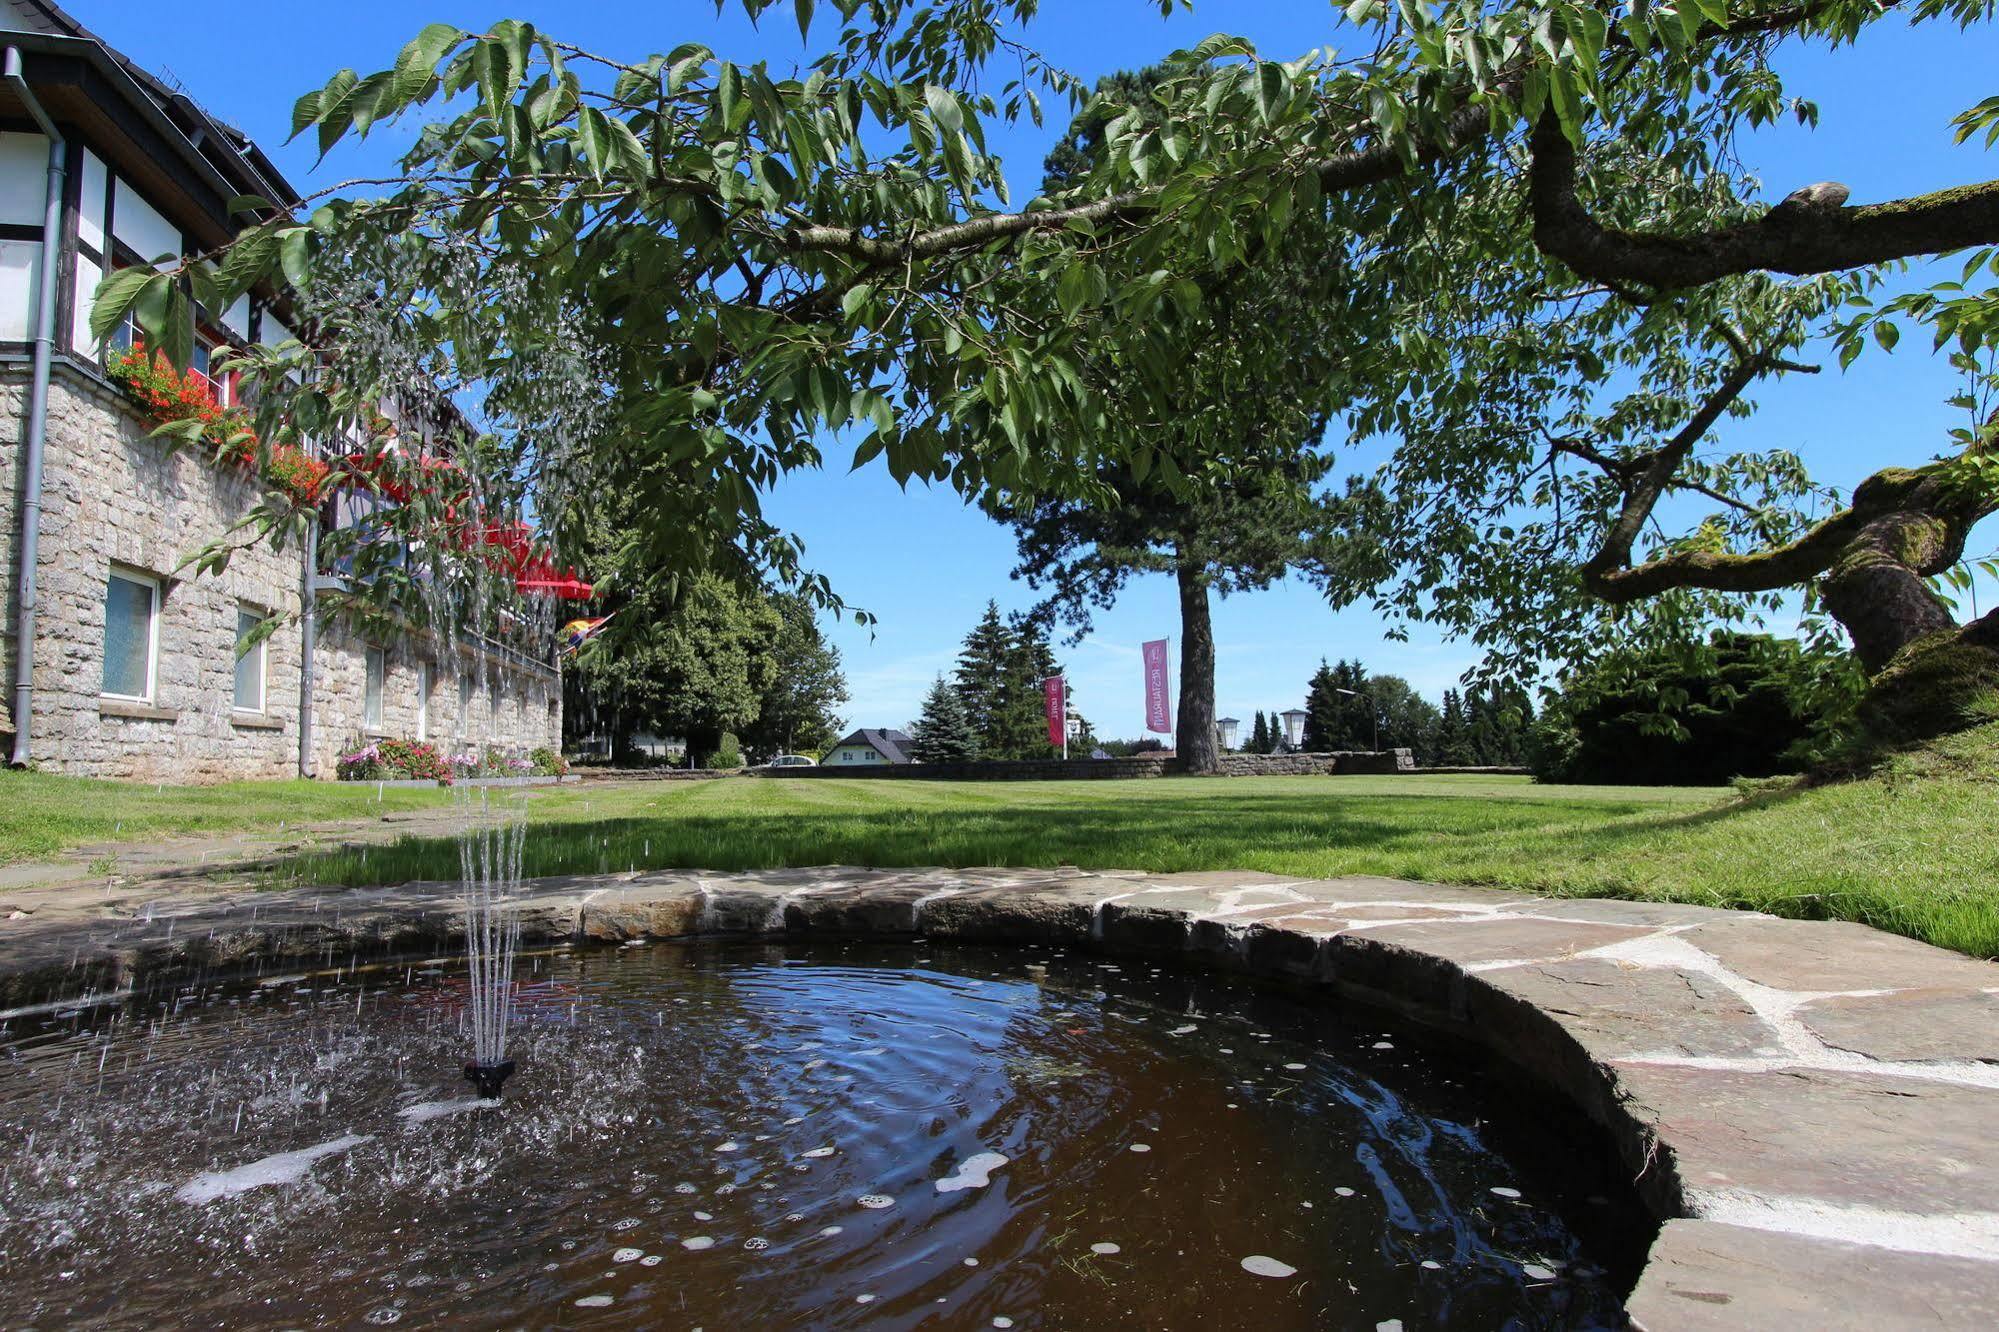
[570,767,737,783]
[5,867,1993,1327]
[758,749,1417,780]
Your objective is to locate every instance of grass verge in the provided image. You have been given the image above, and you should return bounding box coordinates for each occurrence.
[274,724,1999,959]
[0,771,451,864]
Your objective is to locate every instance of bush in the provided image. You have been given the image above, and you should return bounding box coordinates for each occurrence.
[700,733,744,769]
[336,738,452,784]
[1531,633,1860,786]
[528,746,569,777]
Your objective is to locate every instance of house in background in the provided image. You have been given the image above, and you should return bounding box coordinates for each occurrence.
[0,0,562,780]
[825,728,913,766]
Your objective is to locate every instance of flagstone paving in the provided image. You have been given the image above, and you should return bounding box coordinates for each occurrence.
[2,863,1995,1329]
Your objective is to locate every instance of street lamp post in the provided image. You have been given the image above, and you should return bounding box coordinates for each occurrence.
[1335,687,1379,752]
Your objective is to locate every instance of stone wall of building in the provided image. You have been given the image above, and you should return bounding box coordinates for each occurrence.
[307,622,562,776]
[0,363,560,782]
[759,749,1416,781]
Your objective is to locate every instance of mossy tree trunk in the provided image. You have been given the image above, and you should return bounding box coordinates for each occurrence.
[1589,455,1999,745]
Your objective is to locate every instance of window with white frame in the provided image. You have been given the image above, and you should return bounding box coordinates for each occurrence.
[102,568,160,701]
[364,646,386,730]
[233,606,267,712]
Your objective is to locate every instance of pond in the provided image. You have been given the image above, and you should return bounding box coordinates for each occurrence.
[0,940,1644,1329]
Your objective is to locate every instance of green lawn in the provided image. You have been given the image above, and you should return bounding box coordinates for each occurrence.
[0,771,451,864]
[276,722,1999,959]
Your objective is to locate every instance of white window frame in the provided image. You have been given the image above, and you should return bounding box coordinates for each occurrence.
[364,646,386,731]
[232,605,267,714]
[102,567,160,703]
[416,662,432,740]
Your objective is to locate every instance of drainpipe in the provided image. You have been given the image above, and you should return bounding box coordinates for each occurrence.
[7,48,64,768]
[298,513,318,776]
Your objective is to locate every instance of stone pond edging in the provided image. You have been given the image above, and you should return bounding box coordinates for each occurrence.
[2,867,1996,1328]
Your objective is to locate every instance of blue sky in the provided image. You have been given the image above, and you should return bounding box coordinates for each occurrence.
[82,2,1998,736]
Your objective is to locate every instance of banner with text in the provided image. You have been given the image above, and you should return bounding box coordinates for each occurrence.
[1043,675,1067,748]
[1142,639,1172,734]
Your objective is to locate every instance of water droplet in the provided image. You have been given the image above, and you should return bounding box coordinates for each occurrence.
[1420,1260,1441,1271]
[856,1194,895,1210]
[1283,1062,1307,1071]
[1334,1187,1356,1197]
[640,1255,663,1267]
[1371,1041,1394,1050]
[801,1146,835,1159]
[1090,1242,1121,1255]
[681,1237,715,1251]
[819,1226,843,1237]
[855,1294,875,1304]
[1489,1186,1522,1199]
[744,1238,769,1251]
[612,1248,641,1263]
[574,1295,613,1308]
[1128,1144,1151,1153]
[1523,1263,1557,1281]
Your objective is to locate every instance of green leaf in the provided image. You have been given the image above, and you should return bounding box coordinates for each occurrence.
[87,266,157,345]
[1056,262,1093,318]
[923,84,963,134]
[278,228,314,292]
[158,283,193,371]
[793,0,814,39]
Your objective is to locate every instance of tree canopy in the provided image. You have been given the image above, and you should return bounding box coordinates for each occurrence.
[94,0,1999,739]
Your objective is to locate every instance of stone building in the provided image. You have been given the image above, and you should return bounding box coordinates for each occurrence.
[0,1,562,781]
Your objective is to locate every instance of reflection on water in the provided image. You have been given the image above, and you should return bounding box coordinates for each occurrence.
[0,941,1643,1329]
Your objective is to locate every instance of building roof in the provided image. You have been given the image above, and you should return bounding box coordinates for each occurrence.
[832,728,914,763]
[1,0,300,211]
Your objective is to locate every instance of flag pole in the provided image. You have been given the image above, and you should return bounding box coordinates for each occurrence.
[1060,674,1068,761]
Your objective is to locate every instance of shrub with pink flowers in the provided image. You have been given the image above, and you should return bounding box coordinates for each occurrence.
[336,738,452,784]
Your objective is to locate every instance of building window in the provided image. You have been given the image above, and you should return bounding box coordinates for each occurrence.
[233,606,266,713]
[459,673,473,716]
[416,663,432,740]
[102,568,159,701]
[364,646,385,730]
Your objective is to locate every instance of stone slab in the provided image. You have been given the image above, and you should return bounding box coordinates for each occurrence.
[1352,916,1657,966]
[1485,960,1783,1060]
[1627,1220,1999,1330]
[1798,988,1999,1065]
[1682,918,1999,993]
[1614,1062,1999,1215]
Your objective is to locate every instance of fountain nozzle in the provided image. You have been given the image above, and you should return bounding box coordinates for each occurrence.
[463,1059,517,1099]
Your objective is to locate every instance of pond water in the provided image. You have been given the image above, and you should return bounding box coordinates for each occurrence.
[0,940,1644,1329]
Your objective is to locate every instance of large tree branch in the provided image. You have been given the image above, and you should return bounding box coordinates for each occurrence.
[1581,354,1770,591]
[1529,111,1999,289]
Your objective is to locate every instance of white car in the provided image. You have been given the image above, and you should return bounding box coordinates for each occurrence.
[765,753,819,767]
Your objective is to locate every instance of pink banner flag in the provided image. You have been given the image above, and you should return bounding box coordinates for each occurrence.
[1142,639,1172,734]
[1043,675,1067,748]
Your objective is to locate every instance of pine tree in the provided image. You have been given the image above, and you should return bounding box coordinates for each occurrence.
[992,619,1062,758]
[910,677,982,763]
[1249,711,1270,753]
[1435,689,1474,765]
[953,601,1013,753]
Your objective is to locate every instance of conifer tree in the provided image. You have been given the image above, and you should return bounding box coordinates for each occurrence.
[953,601,1013,752]
[1249,711,1270,754]
[1435,690,1474,766]
[910,677,982,763]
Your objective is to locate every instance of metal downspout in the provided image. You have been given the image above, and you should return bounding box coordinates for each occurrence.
[299,514,317,776]
[6,47,65,768]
